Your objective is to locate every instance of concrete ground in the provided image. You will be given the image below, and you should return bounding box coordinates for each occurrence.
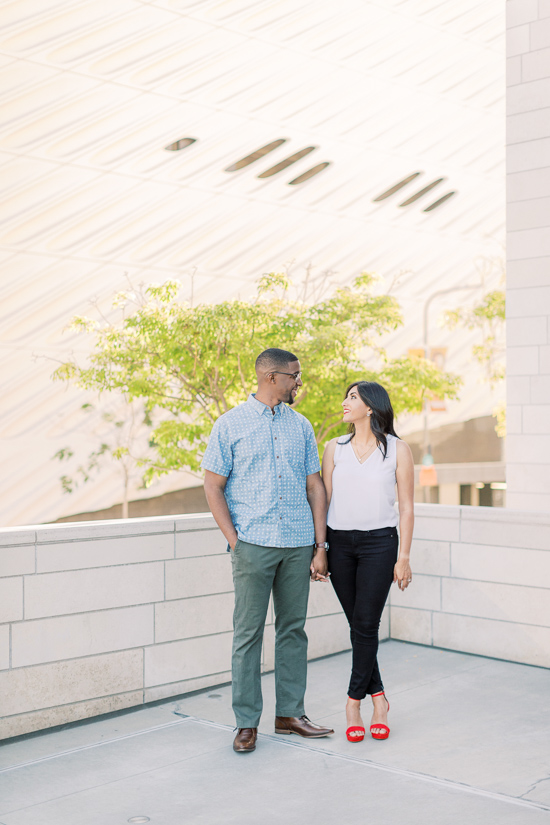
[1,641,549,825]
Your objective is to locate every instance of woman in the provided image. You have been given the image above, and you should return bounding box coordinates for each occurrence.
[320,381,414,742]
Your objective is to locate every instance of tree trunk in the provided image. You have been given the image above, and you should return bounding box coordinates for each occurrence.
[122,471,129,519]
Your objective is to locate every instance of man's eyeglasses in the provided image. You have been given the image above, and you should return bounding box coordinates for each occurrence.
[269,371,302,381]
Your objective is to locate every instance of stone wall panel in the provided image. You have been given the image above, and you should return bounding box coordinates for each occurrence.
[0,545,35,576]
[389,573,441,611]
[433,613,550,669]
[24,562,164,619]
[442,578,550,627]
[0,690,143,741]
[451,542,550,586]
[164,555,233,600]
[154,593,234,643]
[0,649,143,717]
[0,577,23,623]
[175,529,227,558]
[37,533,174,572]
[144,632,233,688]
[390,606,432,646]
[0,624,9,670]
[11,605,154,667]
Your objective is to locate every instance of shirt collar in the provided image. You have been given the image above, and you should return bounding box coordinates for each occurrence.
[247,393,287,416]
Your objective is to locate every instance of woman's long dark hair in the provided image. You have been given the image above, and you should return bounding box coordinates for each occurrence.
[339,381,398,459]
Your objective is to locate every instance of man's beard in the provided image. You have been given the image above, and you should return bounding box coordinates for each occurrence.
[286,389,297,405]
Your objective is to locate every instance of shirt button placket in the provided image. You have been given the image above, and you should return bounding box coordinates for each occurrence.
[274,417,282,537]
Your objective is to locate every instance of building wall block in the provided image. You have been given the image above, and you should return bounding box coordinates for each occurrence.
[506,0,550,509]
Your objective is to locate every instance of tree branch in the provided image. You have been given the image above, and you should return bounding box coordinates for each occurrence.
[316,416,344,445]
[290,387,308,408]
[237,354,248,396]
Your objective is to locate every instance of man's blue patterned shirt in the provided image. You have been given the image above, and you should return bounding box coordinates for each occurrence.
[201,393,320,548]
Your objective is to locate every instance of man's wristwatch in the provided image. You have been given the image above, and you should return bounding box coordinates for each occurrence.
[315,542,329,550]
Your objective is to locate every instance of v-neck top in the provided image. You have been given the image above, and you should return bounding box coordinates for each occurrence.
[327,434,398,531]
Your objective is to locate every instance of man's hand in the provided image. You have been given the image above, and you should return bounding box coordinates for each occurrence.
[310,548,330,582]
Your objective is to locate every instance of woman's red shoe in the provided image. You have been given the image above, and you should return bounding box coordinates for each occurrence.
[370,691,390,740]
[346,725,365,742]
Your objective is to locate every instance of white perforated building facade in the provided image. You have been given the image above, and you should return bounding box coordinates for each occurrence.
[0,0,505,525]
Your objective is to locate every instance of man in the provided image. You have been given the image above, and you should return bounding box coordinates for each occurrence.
[202,348,334,753]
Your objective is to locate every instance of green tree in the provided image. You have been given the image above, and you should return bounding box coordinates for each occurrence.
[53,273,461,487]
[444,288,505,435]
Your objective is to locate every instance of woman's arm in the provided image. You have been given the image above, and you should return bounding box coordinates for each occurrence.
[309,439,338,582]
[321,438,337,507]
[394,439,414,591]
[307,471,329,581]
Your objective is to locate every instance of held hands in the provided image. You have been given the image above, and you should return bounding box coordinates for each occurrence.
[393,557,412,591]
[310,548,330,583]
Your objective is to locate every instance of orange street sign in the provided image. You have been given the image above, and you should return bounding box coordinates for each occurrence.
[419,464,438,486]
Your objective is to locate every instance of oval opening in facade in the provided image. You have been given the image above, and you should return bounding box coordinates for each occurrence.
[373,172,421,202]
[258,147,316,179]
[288,162,330,185]
[423,191,457,212]
[165,138,197,151]
[225,139,287,172]
[399,178,444,207]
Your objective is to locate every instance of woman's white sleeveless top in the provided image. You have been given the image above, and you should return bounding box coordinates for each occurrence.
[327,434,398,531]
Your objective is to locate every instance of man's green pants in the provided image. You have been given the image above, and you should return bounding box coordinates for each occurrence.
[230,538,314,728]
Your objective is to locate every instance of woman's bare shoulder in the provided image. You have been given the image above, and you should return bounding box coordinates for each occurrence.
[324,437,341,456]
[396,438,414,460]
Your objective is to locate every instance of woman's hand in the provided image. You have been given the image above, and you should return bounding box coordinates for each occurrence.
[310,548,330,582]
[393,557,412,591]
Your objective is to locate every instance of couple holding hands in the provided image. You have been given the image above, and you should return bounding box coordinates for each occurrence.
[203,348,414,753]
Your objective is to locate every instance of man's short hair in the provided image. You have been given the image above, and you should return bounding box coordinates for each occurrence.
[255,348,299,374]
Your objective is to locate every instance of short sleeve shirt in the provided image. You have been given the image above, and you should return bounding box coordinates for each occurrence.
[201,394,320,547]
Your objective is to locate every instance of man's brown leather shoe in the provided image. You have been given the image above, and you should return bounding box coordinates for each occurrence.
[233,727,257,752]
[274,715,334,738]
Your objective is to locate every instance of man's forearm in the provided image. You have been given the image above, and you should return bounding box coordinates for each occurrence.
[204,484,238,547]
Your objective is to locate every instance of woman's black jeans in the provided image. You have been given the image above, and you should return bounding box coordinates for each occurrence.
[327,525,398,700]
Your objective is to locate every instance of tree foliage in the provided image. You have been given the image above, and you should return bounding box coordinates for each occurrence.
[444,287,505,436]
[445,289,505,386]
[53,273,461,487]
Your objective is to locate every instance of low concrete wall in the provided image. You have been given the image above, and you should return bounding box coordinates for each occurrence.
[0,514,356,739]
[390,504,550,668]
[2,503,548,740]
